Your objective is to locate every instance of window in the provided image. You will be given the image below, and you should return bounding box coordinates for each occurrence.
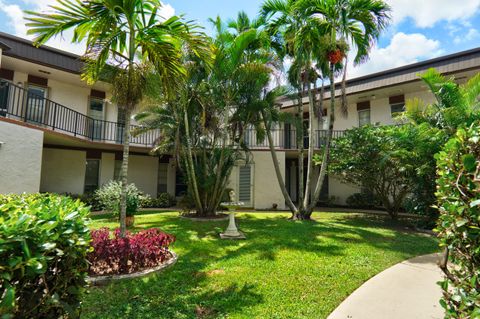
[26,85,47,123]
[114,160,122,181]
[116,108,126,143]
[390,102,405,116]
[238,165,252,203]
[158,163,168,195]
[88,97,105,140]
[84,159,100,193]
[0,80,10,116]
[358,109,371,126]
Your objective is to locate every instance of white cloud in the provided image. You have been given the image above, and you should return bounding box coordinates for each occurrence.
[0,0,175,55]
[159,2,175,20]
[454,28,480,44]
[388,0,480,28]
[347,32,442,79]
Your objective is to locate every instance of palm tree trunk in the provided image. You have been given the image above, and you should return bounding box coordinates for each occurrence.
[261,110,298,214]
[183,106,203,214]
[297,87,305,213]
[119,108,131,237]
[302,83,315,211]
[307,63,336,213]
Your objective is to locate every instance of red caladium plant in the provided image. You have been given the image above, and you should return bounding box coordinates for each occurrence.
[88,228,175,275]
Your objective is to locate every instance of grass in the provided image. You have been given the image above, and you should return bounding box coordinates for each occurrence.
[82,211,438,319]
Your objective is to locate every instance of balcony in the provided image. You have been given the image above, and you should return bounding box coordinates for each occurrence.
[0,81,160,147]
[0,81,344,150]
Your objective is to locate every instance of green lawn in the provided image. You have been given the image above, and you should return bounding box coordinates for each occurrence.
[82,211,438,319]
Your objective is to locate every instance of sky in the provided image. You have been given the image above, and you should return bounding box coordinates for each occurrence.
[0,0,480,79]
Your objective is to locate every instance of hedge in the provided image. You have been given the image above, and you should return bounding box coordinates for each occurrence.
[436,123,480,318]
[0,194,91,318]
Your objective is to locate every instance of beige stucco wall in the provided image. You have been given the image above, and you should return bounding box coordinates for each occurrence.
[251,151,286,210]
[127,155,158,197]
[328,176,361,205]
[0,121,43,194]
[40,148,86,194]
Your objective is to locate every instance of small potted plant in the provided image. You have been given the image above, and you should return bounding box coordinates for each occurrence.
[126,197,138,227]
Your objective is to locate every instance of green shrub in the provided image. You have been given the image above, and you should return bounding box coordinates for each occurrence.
[139,193,176,209]
[0,193,91,318]
[139,193,155,208]
[95,181,140,217]
[156,193,176,208]
[67,193,104,211]
[329,124,442,219]
[436,123,480,318]
[346,192,381,209]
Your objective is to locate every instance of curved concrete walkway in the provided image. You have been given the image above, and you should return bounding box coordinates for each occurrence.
[328,253,444,319]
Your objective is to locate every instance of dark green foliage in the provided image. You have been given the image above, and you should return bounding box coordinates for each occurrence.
[435,123,480,318]
[346,192,381,209]
[68,193,104,212]
[328,124,443,219]
[140,193,177,208]
[0,193,91,318]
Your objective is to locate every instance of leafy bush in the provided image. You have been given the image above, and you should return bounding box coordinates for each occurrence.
[346,192,381,209]
[0,194,91,318]
[436,123,480,318]
[67,193,104,211]
[329,124,442,219]
[95,181,141,217]
[139,193,176,208]
[88,228,175,275]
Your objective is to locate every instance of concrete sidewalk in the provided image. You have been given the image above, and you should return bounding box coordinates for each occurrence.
[328,253,444,319]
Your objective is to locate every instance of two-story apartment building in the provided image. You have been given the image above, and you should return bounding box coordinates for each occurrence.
[1,31,479,210]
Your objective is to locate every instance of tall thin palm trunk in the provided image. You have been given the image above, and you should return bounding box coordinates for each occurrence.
[307,63,336,213]
[183,106,203,214]
[296,86,305,212]
[119,108,131,237]
[302,82,315,210]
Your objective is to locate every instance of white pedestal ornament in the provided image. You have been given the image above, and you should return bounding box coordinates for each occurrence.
[220,190,246,239]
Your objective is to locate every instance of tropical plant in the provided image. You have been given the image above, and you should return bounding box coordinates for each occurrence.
[402,69,480,220]
[0,194,91,318]
[405,69,480,134]
[435,123,480,318]
[328,124,442,219]
[95,181,141,217]
[25,0,210,236]
[135,13,276,217]
[261,0,391,219]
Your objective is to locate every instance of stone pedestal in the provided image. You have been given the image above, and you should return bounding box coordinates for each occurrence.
[220,211,246,239]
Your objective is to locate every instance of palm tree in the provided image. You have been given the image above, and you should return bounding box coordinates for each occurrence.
[261,0,391,219]
[135,14,275,217]
[25,0,210,235]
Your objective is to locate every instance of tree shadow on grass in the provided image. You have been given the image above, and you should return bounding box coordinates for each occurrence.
[82,212,438,319]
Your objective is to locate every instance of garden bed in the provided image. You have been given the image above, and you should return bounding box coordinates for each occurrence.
[86,251,178,285]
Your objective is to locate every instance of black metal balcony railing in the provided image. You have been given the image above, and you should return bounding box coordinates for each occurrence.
[0,81,344,150]
[0,81,160,147]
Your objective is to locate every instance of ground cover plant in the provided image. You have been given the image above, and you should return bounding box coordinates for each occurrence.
[88,228,175,276]
[82,211,438,319]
